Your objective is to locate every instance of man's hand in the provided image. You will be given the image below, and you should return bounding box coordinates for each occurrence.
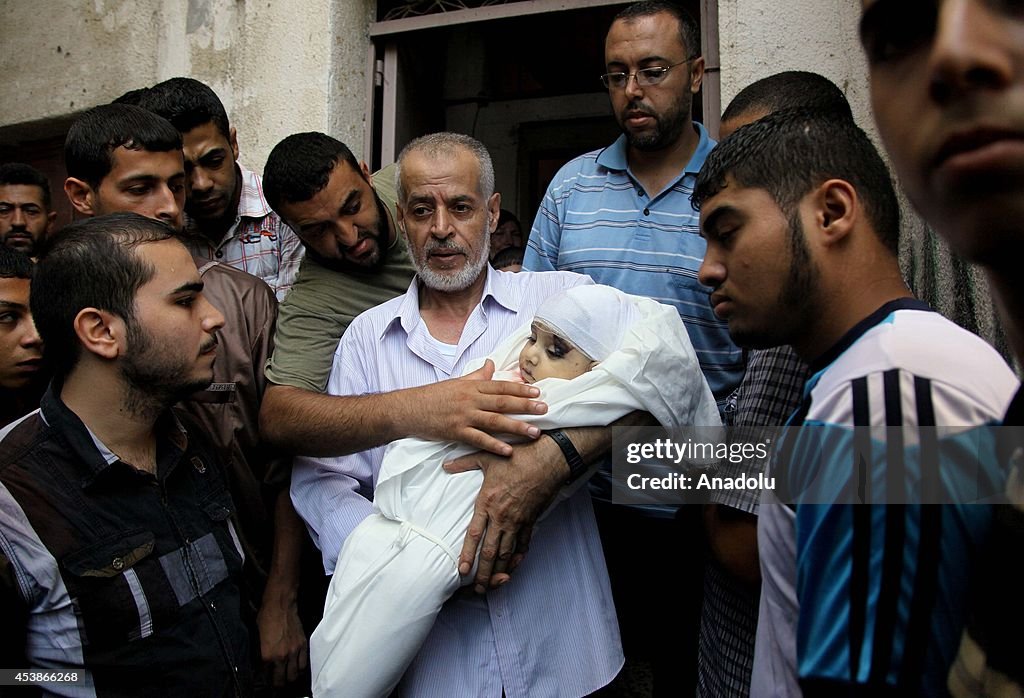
[444,435,568,592]
[261,361,548,457]
[406,360,548,456]
[257,585,308,687]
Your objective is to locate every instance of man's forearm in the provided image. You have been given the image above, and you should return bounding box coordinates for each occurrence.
[257,491,310,686]
[261,369,546,458]
[703,503,761,588]
[450,410,658,590]
[261,384,406,457]
[264,491,306,597]
[561,410,659,465]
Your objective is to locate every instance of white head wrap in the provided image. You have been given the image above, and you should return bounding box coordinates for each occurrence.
[532,285,639,361]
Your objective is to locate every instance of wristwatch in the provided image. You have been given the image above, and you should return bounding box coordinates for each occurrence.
[545,429,588,484]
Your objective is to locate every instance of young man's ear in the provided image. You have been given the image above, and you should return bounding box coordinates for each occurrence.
[228,126,240,162]
[73,308,124,361]
[45,210,57,234]
[64,178,98,217]
[813,178,857,246]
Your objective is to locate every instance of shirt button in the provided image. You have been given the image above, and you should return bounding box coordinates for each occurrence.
[643,208,650,216]
[215,250,224,259]
[111,557,124,571]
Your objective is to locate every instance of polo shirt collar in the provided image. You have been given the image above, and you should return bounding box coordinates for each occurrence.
[596,121,715,178]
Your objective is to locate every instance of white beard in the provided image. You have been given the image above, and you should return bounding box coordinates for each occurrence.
[410,220,492,292]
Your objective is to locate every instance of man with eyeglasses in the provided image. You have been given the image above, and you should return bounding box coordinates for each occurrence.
[523,1,742,692]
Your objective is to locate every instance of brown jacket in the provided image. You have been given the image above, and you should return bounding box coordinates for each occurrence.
[176,260,285,585]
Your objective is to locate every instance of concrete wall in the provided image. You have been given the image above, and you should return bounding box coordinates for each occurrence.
[718,0,871,134]
[0,0,374,170]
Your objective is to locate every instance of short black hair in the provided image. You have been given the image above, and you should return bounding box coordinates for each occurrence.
[64,104,182,190]
[0,246,34,280]
[263,132,362,212]
[31,212,175,377]
[721,71,853,125]
[692,108,901,254]
[130,77,231,139]
[491,246,525,270]
[497,209,521,231]
[111,87,152,107]
[0,162,52,210]
[612,1,701,58]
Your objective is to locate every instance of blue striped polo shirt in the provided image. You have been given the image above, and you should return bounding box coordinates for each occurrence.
[524,124,744,407]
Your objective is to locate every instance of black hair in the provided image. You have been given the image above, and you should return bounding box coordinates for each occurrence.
[0,246,34,280]
[491,246,525,270]
[722,71,853,125]
[64,104,182,190]
[612,1,701,58]
[497,209,521,231]
[263,132,362,211]
[112,87,152,107]
[692,108,901,254]
[0,162,52,210]
[31,212,175,377]
[130,77,231,139]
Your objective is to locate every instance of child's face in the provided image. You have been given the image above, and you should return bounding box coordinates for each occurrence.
[518,322,596,384]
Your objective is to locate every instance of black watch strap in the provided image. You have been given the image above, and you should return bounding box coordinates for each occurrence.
[545,429,587,484]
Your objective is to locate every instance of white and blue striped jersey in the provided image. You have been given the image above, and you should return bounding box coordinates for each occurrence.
[752,299,1018,697]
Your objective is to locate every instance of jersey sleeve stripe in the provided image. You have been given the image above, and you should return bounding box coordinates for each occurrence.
[850,376,872,681]
[900,376,942,688]
[871,370,910,684]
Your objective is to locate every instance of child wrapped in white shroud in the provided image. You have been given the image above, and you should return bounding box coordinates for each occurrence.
[310,285,721,697]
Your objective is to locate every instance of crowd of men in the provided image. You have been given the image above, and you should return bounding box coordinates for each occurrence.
[1,0,1022,696]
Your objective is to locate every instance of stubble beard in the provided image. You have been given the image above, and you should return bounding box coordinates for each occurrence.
[119,320,214,419]
[621,83,692,152]
[728,214,820,350]
[306,192,390,273]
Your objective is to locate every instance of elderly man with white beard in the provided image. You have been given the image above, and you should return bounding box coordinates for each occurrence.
[289,132,636,697]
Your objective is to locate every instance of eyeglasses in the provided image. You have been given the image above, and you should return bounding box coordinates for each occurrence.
[599,58,697,90]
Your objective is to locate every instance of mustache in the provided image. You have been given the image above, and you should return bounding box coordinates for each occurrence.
[345,229,378,251]
[424,239,467,255]
[200,336,219,354]
[624,101,657,117]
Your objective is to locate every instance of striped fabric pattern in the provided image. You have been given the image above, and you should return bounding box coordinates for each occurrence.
[523,126,744,407]
[291,267,625,698]
[698,346,811,698]
[752,300,1018,697]
[184,163,305,300]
